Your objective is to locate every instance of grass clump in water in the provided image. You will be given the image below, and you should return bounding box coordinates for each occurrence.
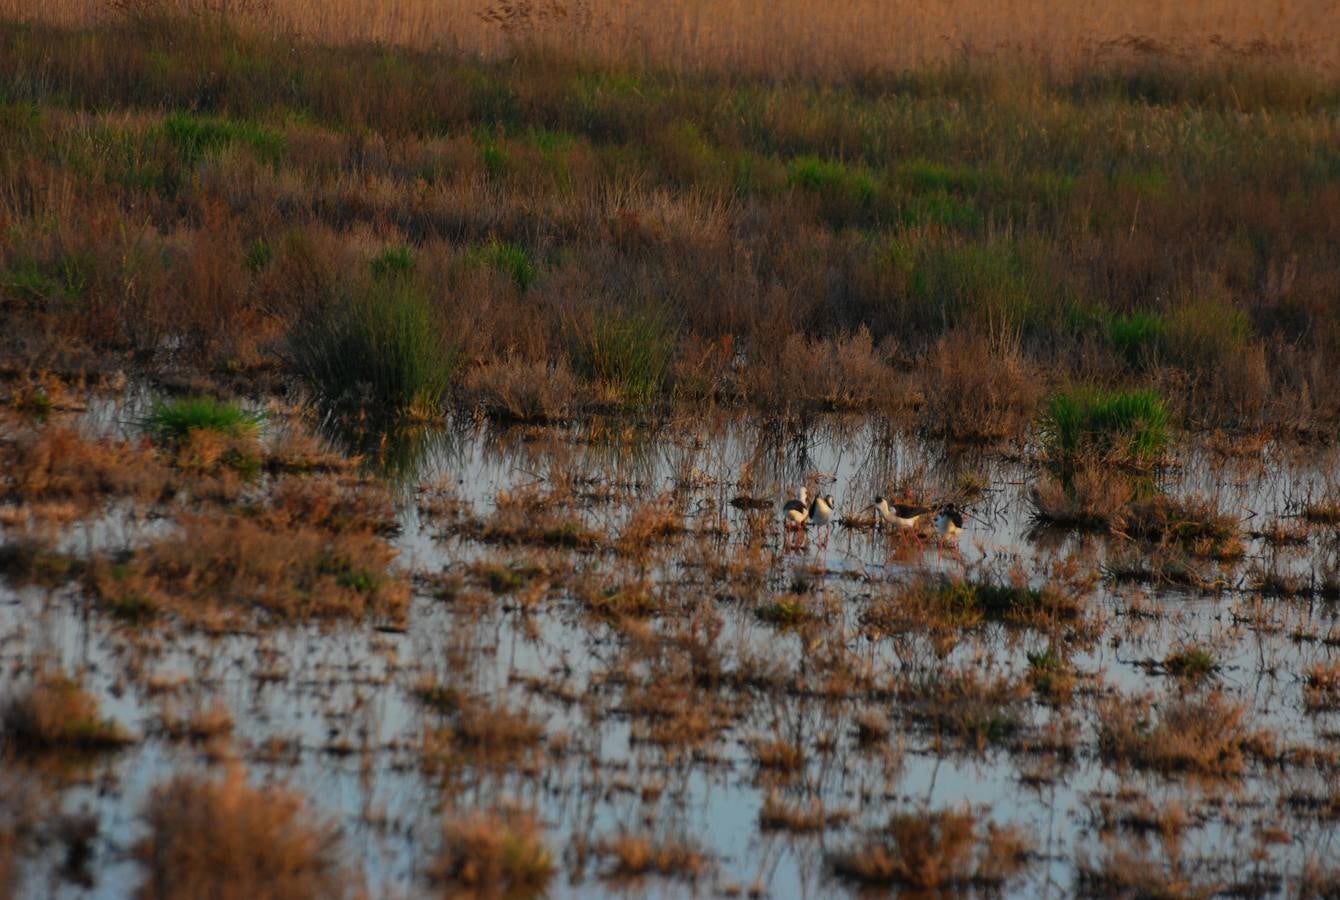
[1040,386,1169,465]
[1162,645,1219,682]
[755,596,816,628]
[2,672,132,753]
[135,767,351,900]
[829,807,1031,890]
[289,278,457,421]
[431,810,554,897]
[142,396,260,443]
[570,307,675,407]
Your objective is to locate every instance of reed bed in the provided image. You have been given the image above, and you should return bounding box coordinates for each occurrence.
[4,0,1335,77]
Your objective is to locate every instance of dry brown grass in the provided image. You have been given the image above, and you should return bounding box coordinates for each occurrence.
[7,0,1333,77]
[829,807,1030,890]
[743,328,901,413]
[134,766,352,900]
[758,792,848,833]
[2,424,167,506]
[418,689,547,771]
[479,484,602,550]
[918,330,1040,443]
[1077,844,1222,899]
[1,671,132,752]
[1030,463,1136,531]
[0,769,54,899]
[752,738,805,774]
[460,358,578,424]
[1304,660,1340,712]
[89,511,409,628]
[1097,691,1265,777]
[430,810,554,898]
[899,668,1029,752]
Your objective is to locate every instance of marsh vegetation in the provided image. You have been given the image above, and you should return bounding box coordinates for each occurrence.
[1,2,1339,898]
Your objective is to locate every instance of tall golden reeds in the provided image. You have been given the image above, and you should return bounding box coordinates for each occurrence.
[3,0,1335,77]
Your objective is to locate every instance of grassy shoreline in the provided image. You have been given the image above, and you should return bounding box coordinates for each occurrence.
[1,15,1338,439]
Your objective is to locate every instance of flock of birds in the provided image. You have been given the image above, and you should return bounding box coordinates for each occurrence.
[780,487,964,555]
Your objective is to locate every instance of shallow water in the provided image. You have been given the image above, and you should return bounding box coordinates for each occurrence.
[4,397,1340,897]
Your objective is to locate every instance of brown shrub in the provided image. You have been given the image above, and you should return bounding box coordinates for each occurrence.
[134,767,351,900]
[918,330,1040,443]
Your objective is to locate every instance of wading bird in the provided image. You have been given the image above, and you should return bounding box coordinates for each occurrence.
[935,503,965,560]
[782,487,810,548]
[809,494,836,547]
[865,495,932,546]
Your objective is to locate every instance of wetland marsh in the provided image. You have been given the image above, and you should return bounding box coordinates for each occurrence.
[2,4,1340,896]
[4,392,1340,897]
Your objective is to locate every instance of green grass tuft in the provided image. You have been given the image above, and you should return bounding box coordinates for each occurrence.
[1040,386,1169,464]
[569,307,675,406]
[1107,312,1165,366]
[142,396,261,442]
[370,244,415,281]
[289,277,458,421]
[159,112,285,166]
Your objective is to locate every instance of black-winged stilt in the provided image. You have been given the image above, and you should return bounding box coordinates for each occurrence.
[865,495,931,545]
[935,503,965,559]
[782,487,810,548]
[809,494,836,547]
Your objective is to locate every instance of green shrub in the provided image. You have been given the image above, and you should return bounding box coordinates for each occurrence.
[1164,297,1251,369]
[370,244,415,281]
[569,308,675,407]
[159,113,285,166]
[467,241,535,291]
[1107,311,1165,366]
[142,396,261,442]
[1041,387,1170,463]
[289,279,457,420]
[788,155,877,206]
